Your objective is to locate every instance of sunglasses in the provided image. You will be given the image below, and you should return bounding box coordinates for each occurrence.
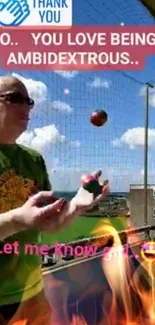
[0,91,34,109]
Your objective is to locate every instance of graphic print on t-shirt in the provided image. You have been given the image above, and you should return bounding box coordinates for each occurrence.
[0,168,37,213]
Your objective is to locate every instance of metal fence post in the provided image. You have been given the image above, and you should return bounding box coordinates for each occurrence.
[144,82,154,237]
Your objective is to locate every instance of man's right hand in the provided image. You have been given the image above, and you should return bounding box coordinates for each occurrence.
[13,191,71,233]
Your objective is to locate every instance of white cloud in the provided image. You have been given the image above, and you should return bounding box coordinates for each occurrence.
[13,73,73,116]
[139,85,155,107]
[141,169,155,177]
[70,140,80,148]
[88,77,110,88]
[17,125,66,153]
[54,71,78,79]
[17,125,63,173]
[12,73,48,107]
[112,127,155,149]
[51,100,72,113]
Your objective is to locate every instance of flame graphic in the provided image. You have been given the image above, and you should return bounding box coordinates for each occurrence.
[8,218,155,325]
[10,321,28,325]
[71,315,88,325]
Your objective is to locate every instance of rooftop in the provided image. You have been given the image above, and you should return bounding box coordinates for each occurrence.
[130,184,155,190]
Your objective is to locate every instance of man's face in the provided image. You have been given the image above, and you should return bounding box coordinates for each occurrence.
[0,78,34,140]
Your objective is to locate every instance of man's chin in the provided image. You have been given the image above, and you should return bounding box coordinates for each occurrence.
[19,120,28,128]
[15,126,27,138]
[18,126,27,133]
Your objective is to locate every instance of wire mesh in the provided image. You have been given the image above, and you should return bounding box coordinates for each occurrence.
[1,0,155,194]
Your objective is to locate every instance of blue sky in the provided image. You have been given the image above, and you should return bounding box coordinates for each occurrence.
[1,0,155,192]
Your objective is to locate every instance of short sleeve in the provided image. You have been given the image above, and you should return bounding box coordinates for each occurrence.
[38,156,52,241]
[39,156,52,191]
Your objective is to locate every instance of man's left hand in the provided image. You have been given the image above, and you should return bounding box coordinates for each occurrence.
[75,170,109,213]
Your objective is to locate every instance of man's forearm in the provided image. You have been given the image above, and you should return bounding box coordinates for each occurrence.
[0,208,24,241]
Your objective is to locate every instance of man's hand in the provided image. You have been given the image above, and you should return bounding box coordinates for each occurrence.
[11,171,109,235]
[73,170,109,213]
[62,171,109,223]
[13,191,71,233]
[0,191,79,241]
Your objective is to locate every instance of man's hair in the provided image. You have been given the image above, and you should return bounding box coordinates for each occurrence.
[0,76,27,94]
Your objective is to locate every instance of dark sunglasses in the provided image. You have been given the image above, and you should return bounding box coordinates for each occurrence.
[0,91,34,109]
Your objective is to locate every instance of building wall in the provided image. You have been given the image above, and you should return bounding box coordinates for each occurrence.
[130,188,155,228]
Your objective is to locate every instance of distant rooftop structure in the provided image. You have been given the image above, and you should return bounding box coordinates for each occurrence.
[130,182,155,230]
[130,184,155,190]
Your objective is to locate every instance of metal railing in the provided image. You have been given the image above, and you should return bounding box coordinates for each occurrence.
[42,224,155,270]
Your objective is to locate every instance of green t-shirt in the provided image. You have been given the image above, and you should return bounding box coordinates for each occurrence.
[0,144,51,305]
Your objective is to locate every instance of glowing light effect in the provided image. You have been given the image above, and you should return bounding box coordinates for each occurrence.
[64,88,70,94]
